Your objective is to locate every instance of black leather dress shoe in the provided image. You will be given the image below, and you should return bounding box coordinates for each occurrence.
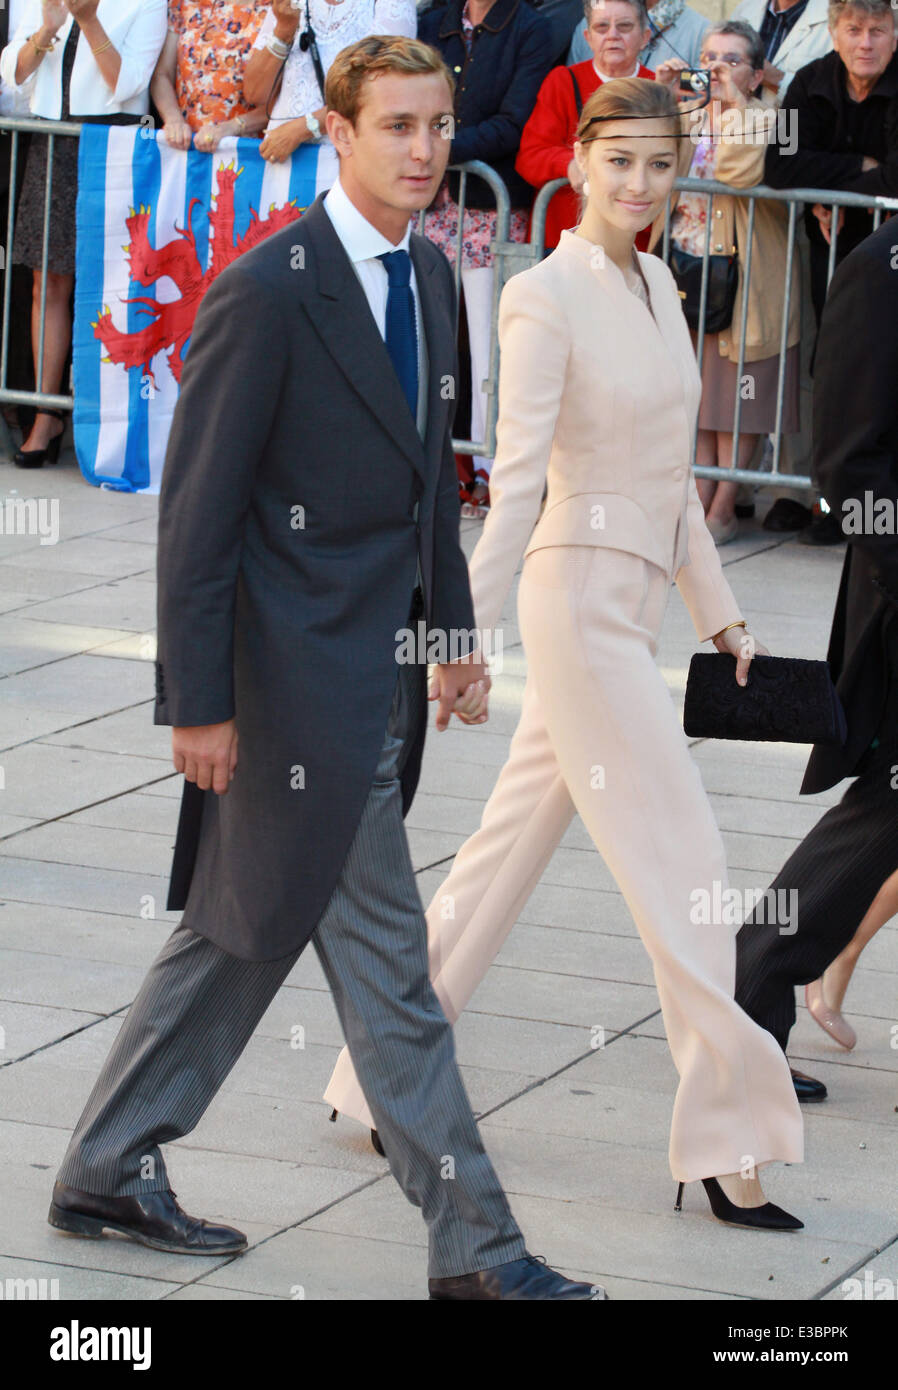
[798,513,844,546]
[48,1183,247,1255]
[762,498,813,532]
[791,1068,827,1102]
[429,1253,606,1300]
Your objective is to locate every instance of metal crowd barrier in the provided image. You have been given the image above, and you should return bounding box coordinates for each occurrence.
[0,115,82,460]
[416,159,510,462]
[497,174,898,492]
[2,113,897,491]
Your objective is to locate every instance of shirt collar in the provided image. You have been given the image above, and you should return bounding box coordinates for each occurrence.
[593,60,642,82]
[323,173,412,264]
[766,0,808,19]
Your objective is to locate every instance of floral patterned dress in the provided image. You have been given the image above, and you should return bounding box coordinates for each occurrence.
[668,127,716,257]
[168,0,269,132]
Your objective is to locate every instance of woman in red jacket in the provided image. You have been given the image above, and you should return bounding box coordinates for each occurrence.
[516,0,655,251]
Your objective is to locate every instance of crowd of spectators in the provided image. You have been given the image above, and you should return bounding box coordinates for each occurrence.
[0,0,895,541]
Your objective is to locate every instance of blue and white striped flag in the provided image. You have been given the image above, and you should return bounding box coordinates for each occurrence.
[74,126,338,494]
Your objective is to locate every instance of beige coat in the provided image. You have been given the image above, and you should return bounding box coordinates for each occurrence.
[324,226,805,1179]
[469,228,743,644]
[649,101,802,365]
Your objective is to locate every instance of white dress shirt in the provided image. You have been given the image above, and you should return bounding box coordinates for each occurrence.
[323,174,429,592]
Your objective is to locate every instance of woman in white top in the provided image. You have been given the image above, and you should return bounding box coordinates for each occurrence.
[0,0,166,466]
[243,0,415,162]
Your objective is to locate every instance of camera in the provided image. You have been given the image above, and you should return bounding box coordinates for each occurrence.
[679,68,711,95]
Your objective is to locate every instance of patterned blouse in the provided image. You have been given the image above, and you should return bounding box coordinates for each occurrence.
[168,0,269,131]
[253,0,417,125]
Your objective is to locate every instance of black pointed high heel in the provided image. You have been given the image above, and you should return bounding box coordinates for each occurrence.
[675,1177,803,1230]
[329,1107,385,1158]
[14,408,66,468]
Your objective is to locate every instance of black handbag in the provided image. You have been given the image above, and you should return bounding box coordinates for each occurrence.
[683,653,847,746]
[669,226,738,334]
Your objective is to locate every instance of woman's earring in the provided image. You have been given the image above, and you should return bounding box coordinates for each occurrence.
[582,179,590,196]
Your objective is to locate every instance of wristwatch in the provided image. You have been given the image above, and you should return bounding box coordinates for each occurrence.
[304,111,322,141]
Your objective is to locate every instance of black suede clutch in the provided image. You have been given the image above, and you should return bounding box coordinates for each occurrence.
[683,653,847,745]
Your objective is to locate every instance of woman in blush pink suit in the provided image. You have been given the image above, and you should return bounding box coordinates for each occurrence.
[327,77,805,1229]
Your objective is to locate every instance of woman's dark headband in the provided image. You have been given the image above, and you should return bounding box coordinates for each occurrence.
[578,77,711,142]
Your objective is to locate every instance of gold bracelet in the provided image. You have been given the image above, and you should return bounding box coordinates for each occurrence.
[92,39,113,56]
[716,620,747,637]
[30,32,59,55]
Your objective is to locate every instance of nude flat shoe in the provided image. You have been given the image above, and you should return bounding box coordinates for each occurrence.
[705,514,739,546]
[805,979,857,1050]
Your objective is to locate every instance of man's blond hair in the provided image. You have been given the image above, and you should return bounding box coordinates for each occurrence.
[325,36,455,127]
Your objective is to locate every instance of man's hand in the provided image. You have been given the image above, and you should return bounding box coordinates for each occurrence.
[172,719,238,794]
[812,202,845,245]
[429,655,491,731]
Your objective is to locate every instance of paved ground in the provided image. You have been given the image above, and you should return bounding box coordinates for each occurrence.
[1,449,896,1302]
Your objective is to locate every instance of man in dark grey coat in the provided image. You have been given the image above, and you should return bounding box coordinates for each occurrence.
[47,35,600,1301]
[735,216,898,1099]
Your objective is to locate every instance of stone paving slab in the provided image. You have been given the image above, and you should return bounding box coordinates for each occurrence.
[0,463,895,1306]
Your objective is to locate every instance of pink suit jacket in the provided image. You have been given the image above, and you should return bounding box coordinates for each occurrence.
[468,228,744,643]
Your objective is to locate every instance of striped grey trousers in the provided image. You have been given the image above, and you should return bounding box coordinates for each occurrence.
[56,659,526,1279]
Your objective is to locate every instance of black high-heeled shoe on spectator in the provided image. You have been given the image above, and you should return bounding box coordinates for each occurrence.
[14,408,66,469]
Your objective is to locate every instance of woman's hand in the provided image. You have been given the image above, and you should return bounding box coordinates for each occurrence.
[451,677,490,725]
[260,117,308,162]
[710,62,747,110]
[712,624,769,686]
[41,0,69,32]
[655,57,689,88]
[271,0,302,40]
[163,115,193,150]
[65,0,100,19]
[195,121,231,152]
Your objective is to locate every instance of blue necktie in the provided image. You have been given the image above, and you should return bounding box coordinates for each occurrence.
[378,250,418,420]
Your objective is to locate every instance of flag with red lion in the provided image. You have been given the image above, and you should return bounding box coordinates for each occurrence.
[74,126,337,493]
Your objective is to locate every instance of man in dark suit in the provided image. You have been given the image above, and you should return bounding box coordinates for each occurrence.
[735,216,898,1098]
[47,36,599,1301]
